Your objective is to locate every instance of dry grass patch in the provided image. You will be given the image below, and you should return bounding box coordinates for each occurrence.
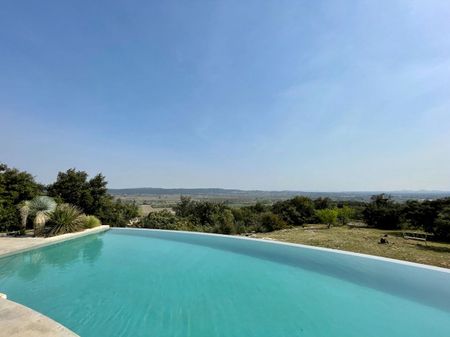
[252,225,450,269]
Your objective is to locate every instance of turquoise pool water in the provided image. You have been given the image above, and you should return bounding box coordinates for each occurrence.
[0,228,449,337]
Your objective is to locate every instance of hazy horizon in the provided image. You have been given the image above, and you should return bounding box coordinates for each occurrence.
[1,1,450,191]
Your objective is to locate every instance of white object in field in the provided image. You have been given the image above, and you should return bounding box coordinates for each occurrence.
[0,293,7,299]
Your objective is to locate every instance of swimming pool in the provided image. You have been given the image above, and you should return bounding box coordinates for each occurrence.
[0,228,449,337]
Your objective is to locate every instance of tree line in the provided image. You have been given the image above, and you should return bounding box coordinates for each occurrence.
[1,163,449,241]
[137,193,450,242]
[0,163,139,234]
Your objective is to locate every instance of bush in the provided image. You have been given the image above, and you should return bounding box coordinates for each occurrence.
[141,210,179,230]
[315,208,338,228]
[47,204,84,236]
[272,196,315,226]
[337,206,354,225]
[211,209,236,234]
[96,199,140,227]
[81,215,101,229]
[259,212,287,232]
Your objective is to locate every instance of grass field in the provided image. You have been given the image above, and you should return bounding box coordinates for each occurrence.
[252,225,450,269]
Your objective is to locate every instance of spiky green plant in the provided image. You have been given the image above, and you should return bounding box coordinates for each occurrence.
[18,196,57,235]
[47,204,84,236]
[81,215,101,229]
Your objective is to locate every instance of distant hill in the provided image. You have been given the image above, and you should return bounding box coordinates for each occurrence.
[108,188,450,202]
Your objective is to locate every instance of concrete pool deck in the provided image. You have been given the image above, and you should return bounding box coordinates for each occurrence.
[0,298,79,337]
[0,225,110,258]
[0,225,109,337]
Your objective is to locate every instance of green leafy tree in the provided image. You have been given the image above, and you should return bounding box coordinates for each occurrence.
[96,198,140,227]
[0,164,43,232]
[47,169,105,214]
[315,208,338,228]
[363,194,401,229]
[337,206,354,225]
[48,168,139,226]
[272,196,315,226]
[431,207,450,241]
[173,196,195,217]
[314,197,332,210]
[211,209,236,234]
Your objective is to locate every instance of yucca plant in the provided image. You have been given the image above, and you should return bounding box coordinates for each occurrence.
[18,196,57,236]
[81,215,101,229]
[47,204,85,236]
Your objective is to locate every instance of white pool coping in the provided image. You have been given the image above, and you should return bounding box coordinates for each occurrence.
[116,227,450,274]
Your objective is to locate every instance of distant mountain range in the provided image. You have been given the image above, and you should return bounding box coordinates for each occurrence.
[108,188,450,202]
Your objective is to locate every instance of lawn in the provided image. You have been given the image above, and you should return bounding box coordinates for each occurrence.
[252,225,450,269]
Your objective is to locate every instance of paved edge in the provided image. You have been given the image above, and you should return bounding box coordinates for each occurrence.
[0,298,79,337]
[0,225,110,259]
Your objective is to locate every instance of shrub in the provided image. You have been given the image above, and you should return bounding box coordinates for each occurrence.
[272,196,315,226]
[315,208,339,228]
[96,199,140,227]
[141,210,179,230]
[19,196,57,235]
[81,215,101,229]
[337,206,354,225]
[47,204,84,236]
[211,209,236,234]
[259,212,287,232]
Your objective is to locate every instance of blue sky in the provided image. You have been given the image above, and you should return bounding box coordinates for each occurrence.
[1,0,450,190]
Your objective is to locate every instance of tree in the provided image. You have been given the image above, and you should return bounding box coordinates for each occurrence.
[96,198,140,227]
[431,207,450,241]
[47,168,139,226]
[212,209,236,234]
[363,194,401,229]
[315,208,338,228]
[0,163,43,232]
[47,169,102,214]
[337,206,354,226]
[173,196,195,217]
[314,197,332,210]
[272,196,315,226]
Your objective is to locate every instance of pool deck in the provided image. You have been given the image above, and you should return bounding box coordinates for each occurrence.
[0,298,79,337]
[0,225,110,258]
[0,225,109,337]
